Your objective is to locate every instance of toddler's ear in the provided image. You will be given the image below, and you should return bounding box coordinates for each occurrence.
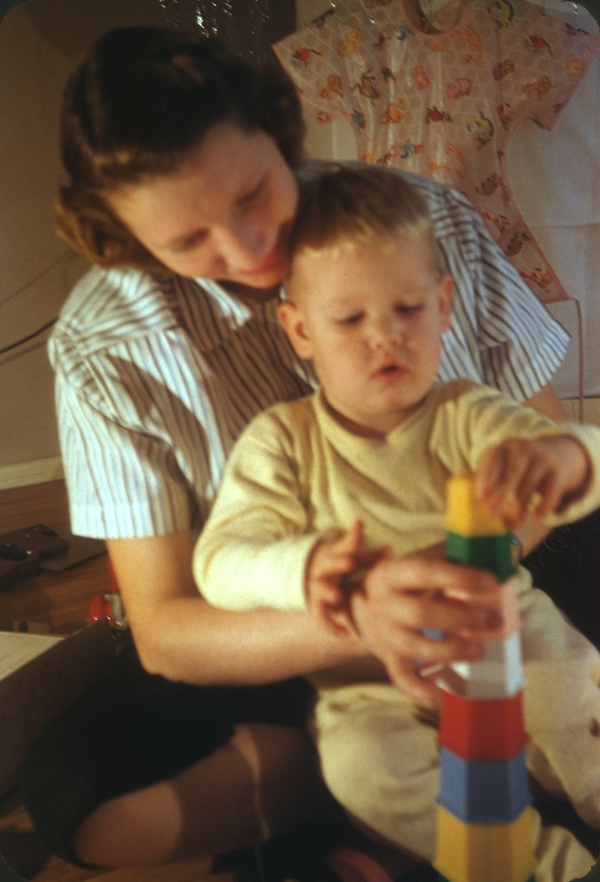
[438,273,454,332]
[277,301,314,359]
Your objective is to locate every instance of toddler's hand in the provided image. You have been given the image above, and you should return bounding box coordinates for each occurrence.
[475,435,590,528]
[307,521,387,635]
[306,521,365,635]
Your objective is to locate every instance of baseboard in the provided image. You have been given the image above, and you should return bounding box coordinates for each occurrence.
[0,457,64,490]
[561,397,600,425]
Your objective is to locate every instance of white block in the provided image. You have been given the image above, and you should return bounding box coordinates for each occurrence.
[438,632,525,699]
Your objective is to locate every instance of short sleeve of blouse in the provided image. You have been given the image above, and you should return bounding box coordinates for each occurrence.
[54,372,197,538]
[49,267,316,540]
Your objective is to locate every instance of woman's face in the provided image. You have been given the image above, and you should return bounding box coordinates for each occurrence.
[108,120,299,290]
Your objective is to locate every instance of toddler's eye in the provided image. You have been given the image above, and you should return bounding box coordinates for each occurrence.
[340,313,363,325]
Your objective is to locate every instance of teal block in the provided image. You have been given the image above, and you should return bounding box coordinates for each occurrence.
[446,531,516,582]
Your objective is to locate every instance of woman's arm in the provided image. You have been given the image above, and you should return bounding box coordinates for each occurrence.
[107,530,365,684]
[523,383,569,422]
[108,531,502,689]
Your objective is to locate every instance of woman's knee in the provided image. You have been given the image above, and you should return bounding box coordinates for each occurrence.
[71,736,266,867]
[232,723,336,837]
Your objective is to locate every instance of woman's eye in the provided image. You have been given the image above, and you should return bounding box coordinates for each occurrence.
[176,230,207,252]
[240,178,265,205]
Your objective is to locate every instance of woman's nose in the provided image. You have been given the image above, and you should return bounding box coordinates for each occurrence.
[216,217,267,270]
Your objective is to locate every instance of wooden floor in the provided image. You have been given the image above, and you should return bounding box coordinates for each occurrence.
[0,481,236,882]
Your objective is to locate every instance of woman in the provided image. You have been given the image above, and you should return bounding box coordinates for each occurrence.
[20,25,588,878]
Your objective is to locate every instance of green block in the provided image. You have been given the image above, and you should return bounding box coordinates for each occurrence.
[446,531,516,582]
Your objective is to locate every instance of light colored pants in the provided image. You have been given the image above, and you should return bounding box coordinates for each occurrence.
[312,582,600,880]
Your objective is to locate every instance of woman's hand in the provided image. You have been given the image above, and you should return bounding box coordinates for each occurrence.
[474,435,591,528]
[349,552,505,707]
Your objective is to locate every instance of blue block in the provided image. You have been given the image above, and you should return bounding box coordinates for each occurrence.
[437,747,531,823]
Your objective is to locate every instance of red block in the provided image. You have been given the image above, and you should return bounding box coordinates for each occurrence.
[438,689,528,761]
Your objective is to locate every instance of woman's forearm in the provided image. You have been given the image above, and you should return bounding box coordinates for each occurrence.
[107,532,363,684]
[140,596,363,684]
[522,382,569,422]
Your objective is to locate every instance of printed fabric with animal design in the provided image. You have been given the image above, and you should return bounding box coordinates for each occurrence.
[275,0,599,304]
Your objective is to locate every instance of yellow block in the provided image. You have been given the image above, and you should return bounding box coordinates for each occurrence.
[445,473,507,537]
[434,805,536,882]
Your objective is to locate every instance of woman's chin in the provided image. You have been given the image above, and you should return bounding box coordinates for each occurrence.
[218,277,283,302]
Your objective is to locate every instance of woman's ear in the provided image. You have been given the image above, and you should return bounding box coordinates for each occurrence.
[277,301,314,359]
[437,273,454,332]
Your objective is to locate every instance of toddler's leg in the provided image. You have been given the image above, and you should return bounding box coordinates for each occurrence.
[312,682,439,862]
[521,585,600,830]
[313,674,597,882]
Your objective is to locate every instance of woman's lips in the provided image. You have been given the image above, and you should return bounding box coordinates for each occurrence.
[242,243,282,276]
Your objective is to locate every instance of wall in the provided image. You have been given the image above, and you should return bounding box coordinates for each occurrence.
[1,0,599,488]
[0,0,168,489]
[0,0,295,490]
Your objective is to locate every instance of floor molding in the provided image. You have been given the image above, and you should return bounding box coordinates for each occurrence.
[562,397,600,425]
[0,457,64,490]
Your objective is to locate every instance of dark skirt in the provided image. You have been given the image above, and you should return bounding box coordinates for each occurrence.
[19,637,314,867]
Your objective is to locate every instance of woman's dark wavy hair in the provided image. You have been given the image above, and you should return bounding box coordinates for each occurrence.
[55,27,305,271]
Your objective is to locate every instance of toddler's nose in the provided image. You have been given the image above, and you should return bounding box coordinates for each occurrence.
[367,315,402,349]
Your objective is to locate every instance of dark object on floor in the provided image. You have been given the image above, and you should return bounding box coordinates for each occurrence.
[213,819,439,882]
[0,524,68,589]
[212,820,335,881]
[531,785,600,861]
[38,522,105,571]
[522,509,600,649]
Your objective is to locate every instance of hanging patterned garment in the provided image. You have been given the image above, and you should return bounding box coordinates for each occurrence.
[274,0,599,304]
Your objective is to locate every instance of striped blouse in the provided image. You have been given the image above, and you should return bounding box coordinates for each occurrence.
[49,169,568,539]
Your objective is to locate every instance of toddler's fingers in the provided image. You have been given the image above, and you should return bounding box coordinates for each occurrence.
[524,473,559,521]
[386,658,441,707]
[315,599,350,636]
[475,446,506,500]
[341,519,363,555]
[318,583,346,605]
[326,604,356,636]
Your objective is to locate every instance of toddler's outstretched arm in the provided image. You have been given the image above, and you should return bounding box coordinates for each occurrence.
[474,434,591,528]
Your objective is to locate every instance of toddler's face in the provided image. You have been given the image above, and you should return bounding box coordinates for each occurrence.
[281,235,453,435]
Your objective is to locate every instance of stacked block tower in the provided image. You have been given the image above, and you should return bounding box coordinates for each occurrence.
[433,473,536,882]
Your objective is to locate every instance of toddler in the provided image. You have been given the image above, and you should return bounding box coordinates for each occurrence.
[194,166,600,880]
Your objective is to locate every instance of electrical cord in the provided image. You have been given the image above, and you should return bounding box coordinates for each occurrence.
[0,319,57,356]
[0,251,72,309]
